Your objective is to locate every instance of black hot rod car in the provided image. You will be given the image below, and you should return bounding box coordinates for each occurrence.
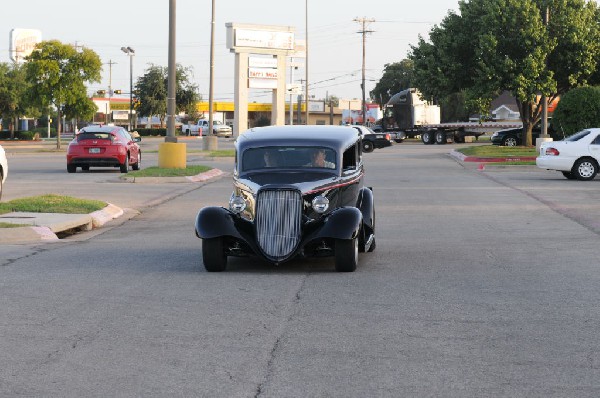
[195,125,376,272]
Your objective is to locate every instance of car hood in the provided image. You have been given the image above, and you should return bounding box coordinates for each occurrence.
[237,171,339,194]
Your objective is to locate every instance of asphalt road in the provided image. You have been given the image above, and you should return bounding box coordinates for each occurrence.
[1,140,599,397]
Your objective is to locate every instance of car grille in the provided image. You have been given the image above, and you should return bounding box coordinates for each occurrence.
[255,189,302,261]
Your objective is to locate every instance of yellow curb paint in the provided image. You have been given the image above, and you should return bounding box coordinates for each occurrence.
[158,142,187,169]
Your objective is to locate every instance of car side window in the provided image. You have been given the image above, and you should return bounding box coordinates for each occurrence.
[342,143,358,171]
[592,134,600,145]
[122,129,132,141]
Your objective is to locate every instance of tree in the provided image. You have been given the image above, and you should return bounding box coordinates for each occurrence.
[552,86,600,136]
[0,62,32,139]
[370,60,414,108]
[410,0,600,146]
[25,40,102,148]
[135,64,200,127]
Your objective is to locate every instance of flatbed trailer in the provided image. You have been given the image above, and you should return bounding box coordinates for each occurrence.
[377,88,522,144]
[404,122,522,144]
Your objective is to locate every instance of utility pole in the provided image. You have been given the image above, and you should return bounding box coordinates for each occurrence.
[354,17,375,126]
[305,0,309,125]
[105,60,117,124]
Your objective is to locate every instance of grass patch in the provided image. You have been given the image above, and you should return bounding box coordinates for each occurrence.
[125,165,212,178]
[207,149,235,157]
[457,145,537,157]
[0,194,107,215]
[0,222,30,228]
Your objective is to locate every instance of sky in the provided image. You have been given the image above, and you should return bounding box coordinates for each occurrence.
[1,0,460,104]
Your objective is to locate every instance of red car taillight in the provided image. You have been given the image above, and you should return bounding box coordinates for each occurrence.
[545,147,560,156]
[385,133,391,140]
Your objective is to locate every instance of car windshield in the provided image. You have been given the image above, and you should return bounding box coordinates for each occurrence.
[213,121,223,125]
[565,130,591,142]
[77,132,112,141]
[242,146,337,171]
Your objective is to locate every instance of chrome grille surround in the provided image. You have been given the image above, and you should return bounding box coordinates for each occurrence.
[255,189,303,261]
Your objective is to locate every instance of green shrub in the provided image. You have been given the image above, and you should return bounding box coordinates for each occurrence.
[552,86,600,136]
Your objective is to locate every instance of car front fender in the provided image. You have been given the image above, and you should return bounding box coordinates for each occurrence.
[195,206,244,240]
[313,207,362,240]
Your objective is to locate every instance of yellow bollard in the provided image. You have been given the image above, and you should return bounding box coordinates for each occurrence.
[158,142,187,169]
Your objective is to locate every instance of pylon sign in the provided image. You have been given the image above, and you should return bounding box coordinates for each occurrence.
[226,23,296,135]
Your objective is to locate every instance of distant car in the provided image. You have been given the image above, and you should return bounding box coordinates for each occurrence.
[351,125,394,153]
[211,120,233,137]
[66,125,141,173]
[0,144,7,200]
[491,120,556,146]
[194,125,376,272]
[536,128,600,180]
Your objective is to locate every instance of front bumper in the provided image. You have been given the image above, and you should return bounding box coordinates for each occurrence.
[195,206,362,264]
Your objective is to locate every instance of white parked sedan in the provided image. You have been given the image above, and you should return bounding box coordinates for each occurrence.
[536,128,600,180]
[0,144,7,200]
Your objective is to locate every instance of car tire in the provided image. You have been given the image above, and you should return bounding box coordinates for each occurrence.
[185,129,190,136]
[572,158,598,181]
[120,155,129,173]
[67,164,76,173]
[203,237,227,272]
[421,130,435,145]
[435,131,447,145]
[335,237,358,272]
[561,171,576,180]
[132,152,141,170]
[362,141,374,153]
[502,136,518,146]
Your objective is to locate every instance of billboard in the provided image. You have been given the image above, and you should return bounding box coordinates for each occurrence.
[10,28,42,62]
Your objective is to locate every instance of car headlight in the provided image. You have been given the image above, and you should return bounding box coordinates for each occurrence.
[229,195,247,213]
[311,195,329,213]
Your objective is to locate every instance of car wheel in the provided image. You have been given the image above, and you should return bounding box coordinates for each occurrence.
[572,158,598,181]
[81,165,90,171]
[67,164,76,173]
[435,131,447,145]
[502,136,518,146]
[202,237,227,272]
[120,155,129,173]
[394,139,404,143]
[362,141,374,153]
[561,171,576,180]
[132,152,141,170]
[0,176,3,201]
[335,237,358,272]
[185,129,190,136]
[421,130,435,145]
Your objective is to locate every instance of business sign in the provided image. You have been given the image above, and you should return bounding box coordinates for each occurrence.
[10,28,42,62]
[248,56,279,89]
[235,29,294,50]
[249,57,278,68]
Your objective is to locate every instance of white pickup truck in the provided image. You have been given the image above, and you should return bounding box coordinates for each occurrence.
[183,119,233,137]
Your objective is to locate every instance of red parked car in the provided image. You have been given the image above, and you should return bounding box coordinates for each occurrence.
[66,125,141,173]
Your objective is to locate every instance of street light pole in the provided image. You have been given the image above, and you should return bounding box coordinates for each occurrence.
[121,46,135,131]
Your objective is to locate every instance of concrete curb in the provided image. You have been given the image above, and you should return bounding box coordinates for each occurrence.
[449,150,536,163]
[120,168,225,184]
[0,203,124,245]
